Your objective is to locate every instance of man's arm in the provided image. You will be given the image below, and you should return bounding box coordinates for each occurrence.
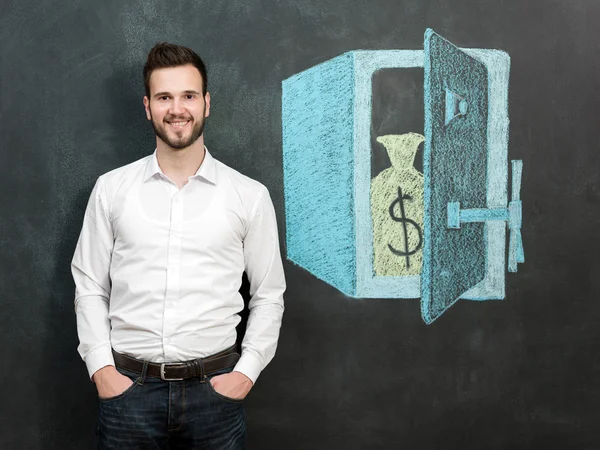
[71,176,132,396]
[236,187,286,382]
[213,186,286,398]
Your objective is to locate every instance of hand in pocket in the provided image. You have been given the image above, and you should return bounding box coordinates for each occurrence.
[93,366,135,399]
[210,371,253,400]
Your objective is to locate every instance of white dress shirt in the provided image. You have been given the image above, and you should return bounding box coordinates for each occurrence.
[71,147,286,384]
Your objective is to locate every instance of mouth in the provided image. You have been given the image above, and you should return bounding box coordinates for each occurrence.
[167,120,191,130]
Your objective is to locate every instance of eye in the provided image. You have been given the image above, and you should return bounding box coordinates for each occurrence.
[159,96,169,100]
[186,95,195,99]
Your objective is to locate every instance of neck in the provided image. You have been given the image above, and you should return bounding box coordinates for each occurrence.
[156,137,206,188]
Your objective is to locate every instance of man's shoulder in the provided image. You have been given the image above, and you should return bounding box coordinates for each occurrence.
[97,154,152,186]
[214,157,267,198]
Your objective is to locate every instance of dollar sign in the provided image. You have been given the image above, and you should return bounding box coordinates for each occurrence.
[388,186,423,268]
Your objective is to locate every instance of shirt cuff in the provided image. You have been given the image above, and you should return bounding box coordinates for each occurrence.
[233,351,263,385]
[84,344,115,381]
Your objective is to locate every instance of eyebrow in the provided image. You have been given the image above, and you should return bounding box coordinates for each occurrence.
[153,90,202,99]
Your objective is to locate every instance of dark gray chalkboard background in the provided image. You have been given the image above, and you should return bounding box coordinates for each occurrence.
[1,1,599,449]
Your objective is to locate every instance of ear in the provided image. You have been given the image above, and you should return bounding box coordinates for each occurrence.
[204,92,211,118]
[143,96,151,120]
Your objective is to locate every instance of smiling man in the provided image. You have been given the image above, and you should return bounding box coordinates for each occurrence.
[71,42,286,449]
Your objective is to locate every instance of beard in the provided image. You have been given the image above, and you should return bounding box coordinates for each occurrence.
[149,106,206,150]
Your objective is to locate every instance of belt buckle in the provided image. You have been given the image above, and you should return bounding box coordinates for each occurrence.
[160,363,184,381]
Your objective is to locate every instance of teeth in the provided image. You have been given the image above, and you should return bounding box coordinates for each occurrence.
[170,121,189,126]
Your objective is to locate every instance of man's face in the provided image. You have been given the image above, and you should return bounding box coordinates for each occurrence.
[143,64,210,150]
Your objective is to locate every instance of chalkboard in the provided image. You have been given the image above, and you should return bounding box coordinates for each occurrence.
[1,1,599,449]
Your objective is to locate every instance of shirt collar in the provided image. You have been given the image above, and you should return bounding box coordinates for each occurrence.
[143,146,217,185]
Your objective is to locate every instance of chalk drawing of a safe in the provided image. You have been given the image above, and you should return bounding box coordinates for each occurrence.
[282,29,524,324]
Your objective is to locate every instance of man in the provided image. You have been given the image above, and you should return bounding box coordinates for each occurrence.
[71,42,286,449]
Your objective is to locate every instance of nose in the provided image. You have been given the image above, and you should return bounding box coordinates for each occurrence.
[168,97,186,116]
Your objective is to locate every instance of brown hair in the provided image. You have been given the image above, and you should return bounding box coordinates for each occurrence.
[143,42,208,98]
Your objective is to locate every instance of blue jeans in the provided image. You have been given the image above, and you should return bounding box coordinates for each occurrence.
[97,365,246,449]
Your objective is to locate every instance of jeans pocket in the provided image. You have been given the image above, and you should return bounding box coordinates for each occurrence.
[98,370,139,402]
[205,369,244,404]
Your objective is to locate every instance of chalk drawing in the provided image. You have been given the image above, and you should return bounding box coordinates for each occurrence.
[371,133,424,277]
[282,28,524,324]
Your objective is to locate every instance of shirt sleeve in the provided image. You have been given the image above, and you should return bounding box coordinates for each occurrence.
[233,187,286,384]
[71,176,115,380]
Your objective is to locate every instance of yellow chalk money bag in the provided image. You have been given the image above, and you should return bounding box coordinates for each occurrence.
[371,132,425,277]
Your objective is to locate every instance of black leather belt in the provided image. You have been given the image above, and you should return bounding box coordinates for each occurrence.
[112,346,240,381]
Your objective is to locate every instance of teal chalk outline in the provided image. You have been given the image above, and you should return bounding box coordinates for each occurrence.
[353,48,510,300]
[353,51,423,298]
[458,48,510,301]
[282,44,511,303]
[282,53,358,295]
